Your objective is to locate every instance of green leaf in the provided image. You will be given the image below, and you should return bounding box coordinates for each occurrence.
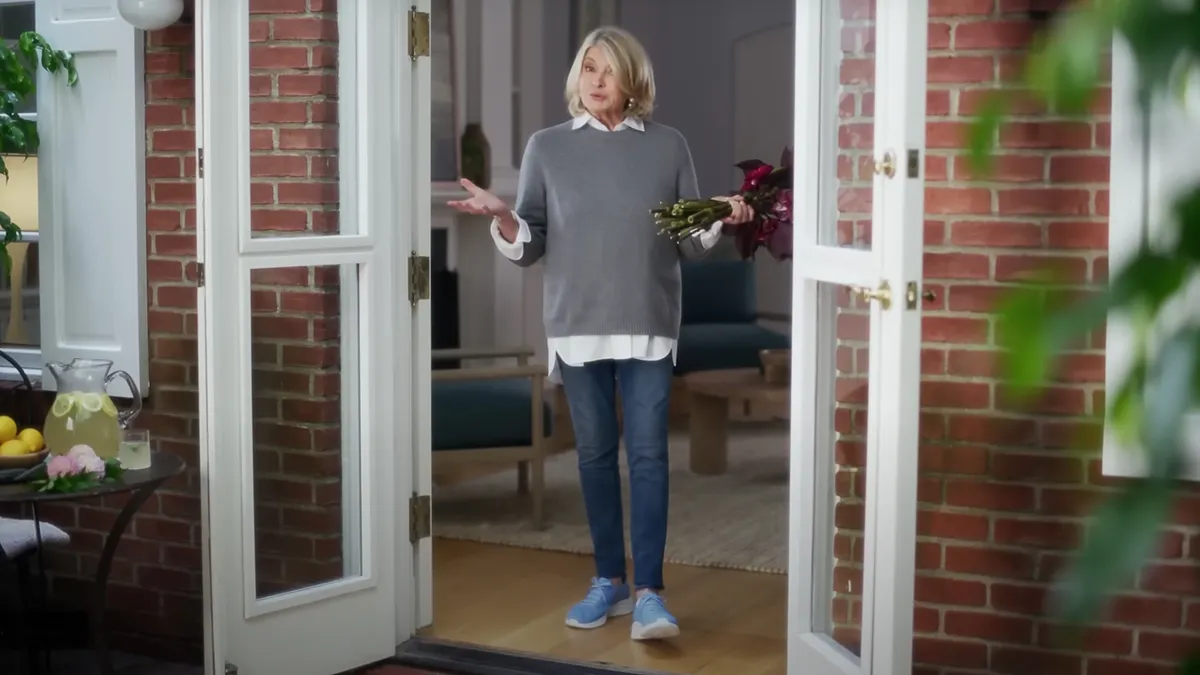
[1179,653,1200,675]
[997,279,1115,398]
[1053,478,1173,627]
[965,91,1006,176]
[1025,8,1110,114]
[1142,326,1200,477]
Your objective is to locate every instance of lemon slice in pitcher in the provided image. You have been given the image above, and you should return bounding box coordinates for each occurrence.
[51,393,75,418]
[78,392,104,414]
[100,396,118,418]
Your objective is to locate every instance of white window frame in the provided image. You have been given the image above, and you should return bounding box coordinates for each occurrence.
[1105,36,1200,480]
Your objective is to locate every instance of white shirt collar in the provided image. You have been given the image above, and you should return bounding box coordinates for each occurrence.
[571,114,645,132]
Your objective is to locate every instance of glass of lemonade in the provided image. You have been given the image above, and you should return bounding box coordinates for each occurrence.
[118,428,152,470]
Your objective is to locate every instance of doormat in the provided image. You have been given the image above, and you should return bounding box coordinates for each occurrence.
[433,427,790,574]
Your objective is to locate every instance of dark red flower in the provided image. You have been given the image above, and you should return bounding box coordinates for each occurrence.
[740,164,773,193]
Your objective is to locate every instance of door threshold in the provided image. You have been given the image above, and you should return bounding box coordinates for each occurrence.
[393,637,665,675]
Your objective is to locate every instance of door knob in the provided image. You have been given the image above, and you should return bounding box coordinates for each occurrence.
[850,280,892,310]
[874,151,896,178]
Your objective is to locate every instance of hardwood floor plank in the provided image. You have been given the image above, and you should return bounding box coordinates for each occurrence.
[430,539,787,675]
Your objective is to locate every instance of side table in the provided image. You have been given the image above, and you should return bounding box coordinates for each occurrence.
[0,453,187,675]
[683,368,789,475]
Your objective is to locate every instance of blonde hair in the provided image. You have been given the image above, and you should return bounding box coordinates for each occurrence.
[564,26,656,120]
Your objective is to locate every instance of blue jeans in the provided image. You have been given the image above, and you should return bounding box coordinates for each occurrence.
[557,355,673,591]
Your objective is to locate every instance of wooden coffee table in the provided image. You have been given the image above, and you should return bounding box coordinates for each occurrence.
[683,368,789,475]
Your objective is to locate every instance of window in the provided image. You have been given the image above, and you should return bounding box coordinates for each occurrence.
[0,0,39,373]
[1105,37,1200,480]
[0,1,34,118]
[0,0,148,398]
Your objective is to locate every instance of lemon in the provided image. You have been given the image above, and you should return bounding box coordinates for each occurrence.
[100,396,118,418]
[78,392,104,414]
[0,416,17,444]
[0,439,28,456]
[17,428,43,452]
[51,394,75,418]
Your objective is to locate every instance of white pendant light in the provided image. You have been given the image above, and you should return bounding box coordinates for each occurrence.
[117,0,184,31]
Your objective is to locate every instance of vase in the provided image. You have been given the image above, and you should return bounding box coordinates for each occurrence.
[460,123,491,190]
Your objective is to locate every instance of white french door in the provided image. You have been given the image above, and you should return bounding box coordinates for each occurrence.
[197,0,411,673]
[788,0,926,673]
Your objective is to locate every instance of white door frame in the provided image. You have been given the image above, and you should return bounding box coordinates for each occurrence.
[787,0,927,673]
[198,0,407,672]
[401,0,436,638]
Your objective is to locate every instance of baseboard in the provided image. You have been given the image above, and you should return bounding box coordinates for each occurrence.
[394,638,660,675]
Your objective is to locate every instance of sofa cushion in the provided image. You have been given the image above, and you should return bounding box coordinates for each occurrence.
[432,378,553,451]
[680,259,757,325]
[675,323,791,375]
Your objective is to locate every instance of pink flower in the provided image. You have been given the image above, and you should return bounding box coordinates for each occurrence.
[67,445,106,476]
[47,454,80,479]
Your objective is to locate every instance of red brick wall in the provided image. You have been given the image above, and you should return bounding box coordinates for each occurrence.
[833,3,1200,675]
[245,0,346,599]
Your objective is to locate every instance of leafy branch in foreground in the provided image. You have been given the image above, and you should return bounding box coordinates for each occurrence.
[970,0,1200,657]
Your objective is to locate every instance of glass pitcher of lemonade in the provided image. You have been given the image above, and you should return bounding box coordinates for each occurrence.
[43,359,142,460]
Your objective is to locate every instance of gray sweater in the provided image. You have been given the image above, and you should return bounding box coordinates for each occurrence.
[510,120,707,340]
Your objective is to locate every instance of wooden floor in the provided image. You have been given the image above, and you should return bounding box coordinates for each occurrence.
[426,539,787,675]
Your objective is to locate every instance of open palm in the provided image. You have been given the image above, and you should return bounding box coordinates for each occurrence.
[446,178,509,217]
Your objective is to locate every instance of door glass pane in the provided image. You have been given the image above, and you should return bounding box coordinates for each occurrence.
[833,0,876,250]
[250,263,362,599]
[248,3,351,236]
[816,280,868,659]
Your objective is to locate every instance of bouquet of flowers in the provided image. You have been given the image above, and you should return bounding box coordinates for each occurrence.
[652,147,794,261]
[30,444,123,493]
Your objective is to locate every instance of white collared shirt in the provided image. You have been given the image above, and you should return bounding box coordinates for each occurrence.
[489,113,724,383]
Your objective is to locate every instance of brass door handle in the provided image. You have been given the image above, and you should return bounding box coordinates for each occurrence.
[850,281,892,310]
[874,151,896,178]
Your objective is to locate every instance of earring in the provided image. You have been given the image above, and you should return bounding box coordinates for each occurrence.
[626,98,634,109]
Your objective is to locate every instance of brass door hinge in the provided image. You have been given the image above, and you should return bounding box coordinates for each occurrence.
[197,147,204,179]
[408,8,430,60]
[410,494,431,542]
[197,262,205,288]
[408,252,430,305]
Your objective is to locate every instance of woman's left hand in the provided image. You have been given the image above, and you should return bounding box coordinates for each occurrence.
[715,195,755,226]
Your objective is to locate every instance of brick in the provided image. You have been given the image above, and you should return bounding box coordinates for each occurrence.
[928,56,996,84]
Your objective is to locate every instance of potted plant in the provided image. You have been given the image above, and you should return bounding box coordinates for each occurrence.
[0,32,76,272]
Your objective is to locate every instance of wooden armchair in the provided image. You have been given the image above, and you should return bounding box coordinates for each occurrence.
[431,346,551,530]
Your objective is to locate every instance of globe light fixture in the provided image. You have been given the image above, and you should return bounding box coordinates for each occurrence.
[117,0,184,31]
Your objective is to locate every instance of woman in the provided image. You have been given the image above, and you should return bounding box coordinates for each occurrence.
[448,26,753,641]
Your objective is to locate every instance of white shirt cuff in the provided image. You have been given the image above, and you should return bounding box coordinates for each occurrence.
[698,221,724,250]
[490,211,531,261]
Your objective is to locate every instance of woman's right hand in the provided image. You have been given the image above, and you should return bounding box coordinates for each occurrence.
[447,178,510,217]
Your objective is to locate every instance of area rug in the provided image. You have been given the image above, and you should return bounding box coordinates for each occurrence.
[432,426,790,574]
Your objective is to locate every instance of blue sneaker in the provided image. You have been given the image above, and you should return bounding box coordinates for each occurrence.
[565,578,633,629]
[631,592,679,640]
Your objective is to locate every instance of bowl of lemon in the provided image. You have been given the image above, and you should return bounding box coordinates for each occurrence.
[0,415,47,469]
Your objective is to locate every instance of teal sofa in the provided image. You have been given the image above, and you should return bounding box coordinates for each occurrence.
[676,259,790,375]
[431,347,553,530]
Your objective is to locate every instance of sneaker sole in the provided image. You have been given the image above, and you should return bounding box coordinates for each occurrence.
[565,597,634,630]
[631,618,680,641]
